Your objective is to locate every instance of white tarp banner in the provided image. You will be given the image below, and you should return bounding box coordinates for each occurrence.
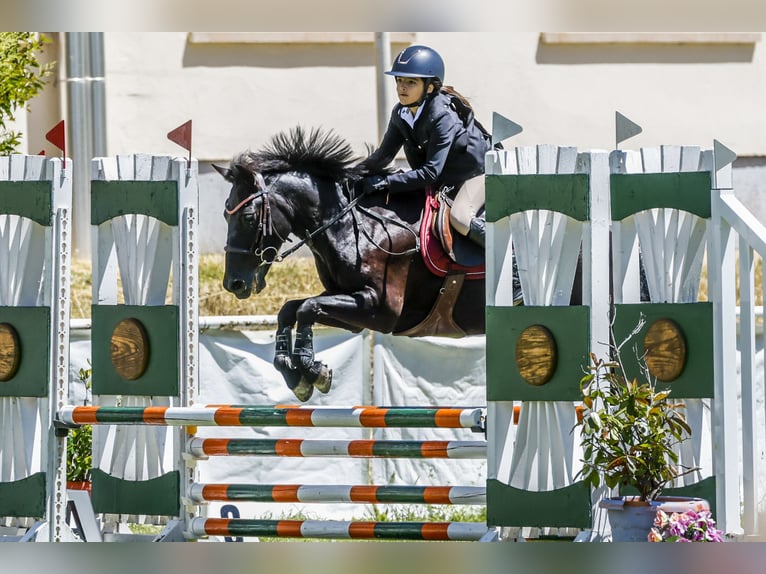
[69,327,487,520]
[370,333,487,496]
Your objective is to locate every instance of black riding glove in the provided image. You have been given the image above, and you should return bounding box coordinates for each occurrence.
[362,175,389,195]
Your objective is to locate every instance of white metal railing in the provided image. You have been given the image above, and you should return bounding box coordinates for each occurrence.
[712,188,766,539]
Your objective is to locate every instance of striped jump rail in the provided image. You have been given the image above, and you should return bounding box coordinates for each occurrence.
[187,437,487,459]
[190,517,489,541]
[58,405,485,429]
[189,484,486,505]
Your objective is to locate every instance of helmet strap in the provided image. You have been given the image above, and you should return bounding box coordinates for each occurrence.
[407,78,434,110]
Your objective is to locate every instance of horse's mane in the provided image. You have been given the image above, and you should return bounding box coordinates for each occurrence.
[232,126,362,181]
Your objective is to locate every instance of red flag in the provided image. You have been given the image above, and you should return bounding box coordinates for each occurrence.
[167,120,192,167]
[45,120,66,167]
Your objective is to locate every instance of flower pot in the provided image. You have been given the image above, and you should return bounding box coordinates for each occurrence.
[66,480,92,493]
[599,496,710,542]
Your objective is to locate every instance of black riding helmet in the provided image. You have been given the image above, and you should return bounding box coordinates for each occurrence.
[385,45,445,108]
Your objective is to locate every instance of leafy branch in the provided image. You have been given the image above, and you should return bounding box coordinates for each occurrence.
[0,33,54,154]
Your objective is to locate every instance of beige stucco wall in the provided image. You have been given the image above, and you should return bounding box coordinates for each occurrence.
[102,33,390,160]
[96,32,766,159]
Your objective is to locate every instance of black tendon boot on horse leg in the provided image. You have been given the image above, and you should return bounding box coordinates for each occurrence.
[273,326,314,402]
[293,324,333,398]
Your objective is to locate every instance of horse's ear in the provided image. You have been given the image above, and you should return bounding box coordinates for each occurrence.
[212,163,233,181]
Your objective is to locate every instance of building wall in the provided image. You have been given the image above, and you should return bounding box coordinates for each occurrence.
[99,32,766,158]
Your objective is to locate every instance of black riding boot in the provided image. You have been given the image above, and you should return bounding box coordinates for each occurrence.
[467,217,486,248]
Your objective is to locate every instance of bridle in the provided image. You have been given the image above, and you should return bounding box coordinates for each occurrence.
[224,170,420,265]
[223,172,280,262]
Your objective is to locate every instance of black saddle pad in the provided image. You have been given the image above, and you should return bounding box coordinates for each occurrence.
[450,232,484,268]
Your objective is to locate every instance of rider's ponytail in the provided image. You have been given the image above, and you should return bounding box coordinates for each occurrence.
[436,81,474,112]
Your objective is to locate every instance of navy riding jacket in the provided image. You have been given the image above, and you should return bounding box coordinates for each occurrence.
[362,92,491,193]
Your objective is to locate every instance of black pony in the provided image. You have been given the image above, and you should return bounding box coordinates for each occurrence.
[215,127,485,401]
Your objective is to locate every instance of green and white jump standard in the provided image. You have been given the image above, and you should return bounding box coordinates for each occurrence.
[484,141,742,539]
[88,154,198,525]
[0,155,72,541]
[609,144,730,528]
[484,145,609,538]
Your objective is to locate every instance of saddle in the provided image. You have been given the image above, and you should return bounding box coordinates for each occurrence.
[423,188,485,279]
[394,189,484,338]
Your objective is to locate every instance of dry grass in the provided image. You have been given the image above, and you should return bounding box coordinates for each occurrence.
[70,254,322,319]
[198,254,322,316]
[697,255,763,305]
[71,259,95,319]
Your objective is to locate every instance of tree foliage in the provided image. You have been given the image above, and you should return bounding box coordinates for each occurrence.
[66,367,92,482]
[0,33,54,155]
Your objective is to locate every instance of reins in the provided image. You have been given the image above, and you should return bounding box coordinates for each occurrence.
[354,202,420,257]
[274,183,364,262]
[224,173,420,265]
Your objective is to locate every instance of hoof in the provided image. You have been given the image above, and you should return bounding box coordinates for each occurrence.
[282,368,302,392]
[312,366,333,394]
[291,378,314,402]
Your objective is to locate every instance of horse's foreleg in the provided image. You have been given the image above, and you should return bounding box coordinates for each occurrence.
[273,325,314,401]
[290,290,386,396]
[293,324,332,395]
[274,300,315,402]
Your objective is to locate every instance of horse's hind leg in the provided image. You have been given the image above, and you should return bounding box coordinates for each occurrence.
[274,326,314,402]
[293,324,332,394]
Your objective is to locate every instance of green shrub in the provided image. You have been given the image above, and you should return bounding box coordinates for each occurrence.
[0,33,54,154]
[66,366,92,483]
[575,314,695,501]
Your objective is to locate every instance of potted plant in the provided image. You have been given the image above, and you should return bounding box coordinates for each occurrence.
[66,366,92,492]
[575,315,709,541]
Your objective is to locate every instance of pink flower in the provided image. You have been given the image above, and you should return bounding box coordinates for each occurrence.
[706,528,724,542]
[654,510,669,528]
[648,528,663,542]
[667,520,686,537]
[690,528,705,541]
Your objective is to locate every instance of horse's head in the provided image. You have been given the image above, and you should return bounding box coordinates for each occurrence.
[217,128,362,300]
[215,161,291,299]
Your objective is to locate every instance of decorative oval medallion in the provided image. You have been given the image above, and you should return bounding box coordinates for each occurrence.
[111,318,149,381]
[643,318,686,382]
[515,324,557,386]
[0,323,21,382]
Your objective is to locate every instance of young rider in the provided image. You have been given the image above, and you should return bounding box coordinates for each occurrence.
[359,45,491,248]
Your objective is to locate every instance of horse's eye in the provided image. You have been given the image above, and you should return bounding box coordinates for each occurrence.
[243,210,258,226]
